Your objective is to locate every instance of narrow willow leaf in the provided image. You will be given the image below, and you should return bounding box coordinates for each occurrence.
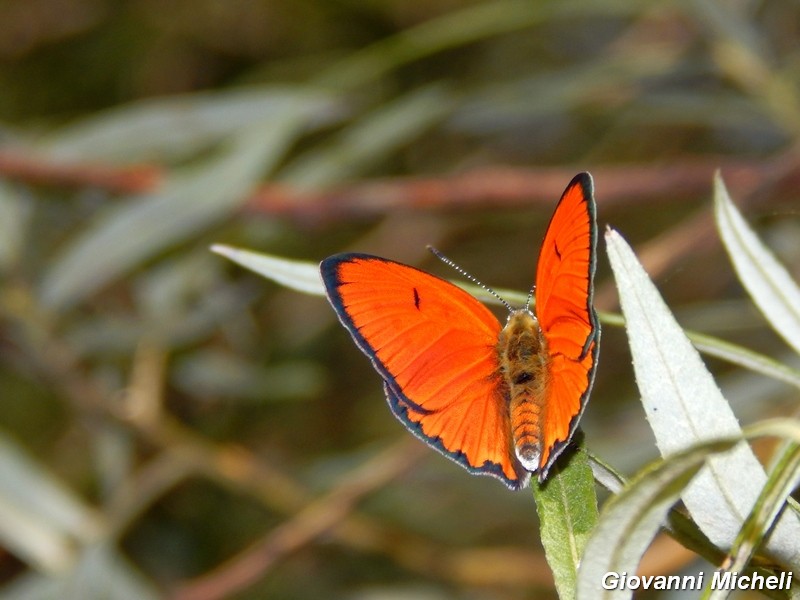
[40,110,305,311]
[587,452,626,495]
[714,419,800,599]
[599,310,800,390]
[0,544,160,600]
[710,441,800,600]
[210,246,532,306]
[280,84,453,187]
[689,330,800,391]
[315,0,556,90]
[0,435,102,573]
[578,439,734,600]
[315,0,650,91]
[43,86,341,163]
[211,245,324,296]
[0,495,76,575]
[605,228,800,565]
[532,439,598,600]
[714,173,800,356]
[580,419,800,600]
[67,544,160,600]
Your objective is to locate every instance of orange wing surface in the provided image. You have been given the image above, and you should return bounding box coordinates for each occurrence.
[321,255,530,489]
[533,173,599,476]
[320,173,599,489]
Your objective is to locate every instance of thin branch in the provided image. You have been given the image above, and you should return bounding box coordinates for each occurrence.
[169,439,426,600]
[244,158,800,222]
[594,147,800,311]
[0,150,162,193]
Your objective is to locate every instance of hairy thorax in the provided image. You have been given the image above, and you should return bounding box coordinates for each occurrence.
[496,309,550,472]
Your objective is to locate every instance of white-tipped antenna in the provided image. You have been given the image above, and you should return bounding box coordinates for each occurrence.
[525,284,535,311]
[427,246,513,312]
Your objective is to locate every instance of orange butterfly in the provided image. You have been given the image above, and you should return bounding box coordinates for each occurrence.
[321,173,599,489]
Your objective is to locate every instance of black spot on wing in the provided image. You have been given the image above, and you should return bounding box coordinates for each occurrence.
[413,287,421,310]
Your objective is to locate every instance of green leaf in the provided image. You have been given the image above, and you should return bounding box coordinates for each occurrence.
[0,434,102,574]
[688,329,800,391]
[579,419,800,599]
[712,446,800,598]
[604,227,800,565]
[0,544,160,600]
[714,172,800,356]
[709,419,800,600]
[280,84,454,187]
[211,245,531,307]
[211,245,324,295]
[577,439,734,600]
[532,440,598,600]
[314,0,649,91]
[42,86,341,163]
[39,109,306,311]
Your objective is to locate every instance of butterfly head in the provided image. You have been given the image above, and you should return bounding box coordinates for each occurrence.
[502,309,543,345]
[505,307,536,325]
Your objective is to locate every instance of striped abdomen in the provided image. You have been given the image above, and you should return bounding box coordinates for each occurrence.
[497,309,550,473]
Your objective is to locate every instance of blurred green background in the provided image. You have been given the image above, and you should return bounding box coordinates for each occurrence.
[1,0,799,598]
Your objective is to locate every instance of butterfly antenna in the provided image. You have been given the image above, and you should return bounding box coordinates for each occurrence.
[526,284,535,311]
[427,246,513,312]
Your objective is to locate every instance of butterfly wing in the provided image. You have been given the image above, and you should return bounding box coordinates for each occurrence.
[534,172,600,478]
[321,253,529,489]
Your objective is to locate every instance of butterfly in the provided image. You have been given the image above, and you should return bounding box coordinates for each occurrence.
[320,173,599,489]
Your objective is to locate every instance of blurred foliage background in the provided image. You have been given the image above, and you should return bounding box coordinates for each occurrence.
[1,0,799,598]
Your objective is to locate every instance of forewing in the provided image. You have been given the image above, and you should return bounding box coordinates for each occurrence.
[535,173,598,358]
[534,173,600,477]
[321,253,528,488]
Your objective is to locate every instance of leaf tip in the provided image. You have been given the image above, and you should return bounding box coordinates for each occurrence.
[603,225,619,240]
[210,243,237,260]
[713,171,731,208]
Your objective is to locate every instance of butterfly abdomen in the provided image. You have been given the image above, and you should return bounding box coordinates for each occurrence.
[497,310,551,473]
